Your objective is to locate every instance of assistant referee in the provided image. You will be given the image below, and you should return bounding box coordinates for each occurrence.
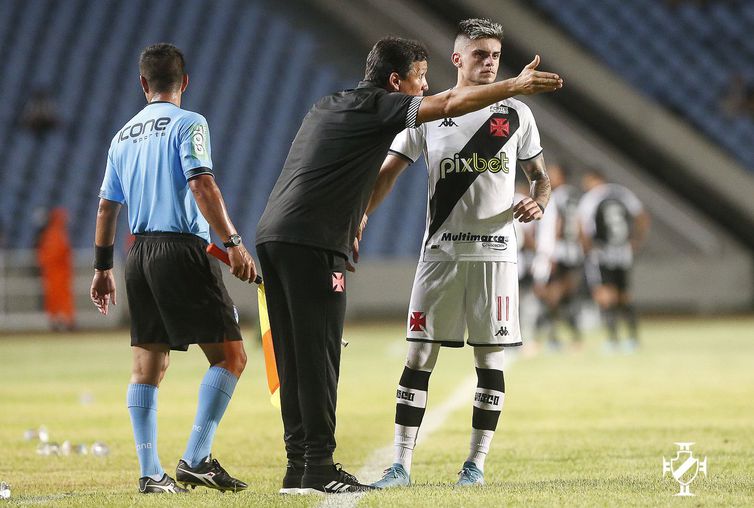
[256,36,562,494]
[90,43,255,494]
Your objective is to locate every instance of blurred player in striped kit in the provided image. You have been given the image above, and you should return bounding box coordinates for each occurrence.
[531,163,584,351]
[578,170,650,352]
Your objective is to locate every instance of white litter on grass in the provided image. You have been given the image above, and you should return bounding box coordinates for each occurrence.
[89,442,109,457]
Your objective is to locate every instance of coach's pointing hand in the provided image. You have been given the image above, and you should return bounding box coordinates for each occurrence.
[228,245,256,282]
[514,55,563,95]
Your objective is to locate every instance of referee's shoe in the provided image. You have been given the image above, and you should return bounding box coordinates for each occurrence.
[300,463,374,494]
[176,455,248,492]
[139,473,188,494]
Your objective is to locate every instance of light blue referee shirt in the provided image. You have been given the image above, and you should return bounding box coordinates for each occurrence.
[99,101,213,242]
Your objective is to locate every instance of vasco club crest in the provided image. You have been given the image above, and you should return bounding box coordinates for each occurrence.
[662,442,707,496]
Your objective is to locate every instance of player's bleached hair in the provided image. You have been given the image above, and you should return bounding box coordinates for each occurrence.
[139,43,186,93]
[455,18,504,48]
[364,36,429,87]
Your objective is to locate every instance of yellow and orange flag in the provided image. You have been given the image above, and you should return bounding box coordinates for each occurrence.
[255,282,280,407]
[206,243,280,407]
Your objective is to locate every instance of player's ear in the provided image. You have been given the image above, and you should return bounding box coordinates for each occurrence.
[181,74,189,93]
[451,52,462,69]
[387,71,401,92]
[140,75,150,95]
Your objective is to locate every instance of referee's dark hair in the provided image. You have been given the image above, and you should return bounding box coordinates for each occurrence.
[364,37,429,87]
[139,43,186,93]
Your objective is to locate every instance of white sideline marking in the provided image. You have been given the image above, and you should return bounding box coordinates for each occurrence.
[317,348,519,508]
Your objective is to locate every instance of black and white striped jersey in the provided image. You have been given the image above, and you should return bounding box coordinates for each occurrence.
[578,183,643,268]
[536,184,583,266]
[390,97,542,262]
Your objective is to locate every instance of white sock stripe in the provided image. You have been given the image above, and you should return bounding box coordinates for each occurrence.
[396,385,428,408]
[473,388,505,411]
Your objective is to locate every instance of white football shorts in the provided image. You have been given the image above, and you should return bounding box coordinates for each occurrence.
[406,261,522,347]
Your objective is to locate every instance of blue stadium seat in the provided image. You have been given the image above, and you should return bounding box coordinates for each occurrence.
[1,0,434,253]
[529,0,754,173]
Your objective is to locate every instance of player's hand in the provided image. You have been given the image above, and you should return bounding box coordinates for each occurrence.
[513,197,544,223]
[514,55,563,95]
[90,269,117,316]
[228,244,256,283]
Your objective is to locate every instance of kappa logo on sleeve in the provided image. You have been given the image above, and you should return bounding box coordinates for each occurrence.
[331,272,345,293]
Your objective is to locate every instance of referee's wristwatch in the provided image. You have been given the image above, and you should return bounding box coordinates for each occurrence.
[223,234,242,248]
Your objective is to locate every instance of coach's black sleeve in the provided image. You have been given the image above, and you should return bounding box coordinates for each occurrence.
[378,93,423,131]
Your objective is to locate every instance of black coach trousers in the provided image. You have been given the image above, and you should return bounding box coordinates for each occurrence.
[256,241,347,466]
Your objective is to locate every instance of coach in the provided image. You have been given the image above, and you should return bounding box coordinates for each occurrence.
[90,43,255,494]
[255,36,562,494]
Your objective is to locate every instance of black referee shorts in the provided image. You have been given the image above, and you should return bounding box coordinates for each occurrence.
[125,232,242,351]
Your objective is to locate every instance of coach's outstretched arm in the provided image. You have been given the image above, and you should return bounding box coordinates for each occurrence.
[91,198,122,315]
[188,174,256,282]
[417,55,562,124]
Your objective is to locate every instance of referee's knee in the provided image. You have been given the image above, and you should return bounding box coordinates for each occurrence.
[222,342,247,377]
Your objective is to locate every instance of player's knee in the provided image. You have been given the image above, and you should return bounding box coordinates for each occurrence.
[474,347,505,370]
[405,342,439,371]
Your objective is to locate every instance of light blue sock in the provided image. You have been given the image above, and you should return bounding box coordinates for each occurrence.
[182,366,238,467]
[127,383,164,480]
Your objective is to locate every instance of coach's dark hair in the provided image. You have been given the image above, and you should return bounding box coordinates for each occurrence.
[364,37,428,87]
[455,18,504,45]
[139,43,186,93]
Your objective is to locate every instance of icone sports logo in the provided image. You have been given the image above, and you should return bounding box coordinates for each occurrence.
[439,152,509,179]
[118,117,171,142]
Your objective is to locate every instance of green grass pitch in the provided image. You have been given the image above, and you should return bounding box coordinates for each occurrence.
[1,317,752,506]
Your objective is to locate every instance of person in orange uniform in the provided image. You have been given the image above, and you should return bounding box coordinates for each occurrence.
[37,208,75,330]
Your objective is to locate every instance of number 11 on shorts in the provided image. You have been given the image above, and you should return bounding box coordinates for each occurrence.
[497,296,509,321]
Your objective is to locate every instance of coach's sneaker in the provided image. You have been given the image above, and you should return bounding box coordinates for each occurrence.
[371,463,410,489]
[456,461,484,486]
[176,455,248,492]
[300,463,374,494]
[139,473,188,494]
[279,463,304,494]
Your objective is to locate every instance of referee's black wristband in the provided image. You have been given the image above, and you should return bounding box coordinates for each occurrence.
[94,244,114,271]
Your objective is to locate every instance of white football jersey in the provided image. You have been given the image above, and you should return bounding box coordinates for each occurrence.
[390,97,542,262]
